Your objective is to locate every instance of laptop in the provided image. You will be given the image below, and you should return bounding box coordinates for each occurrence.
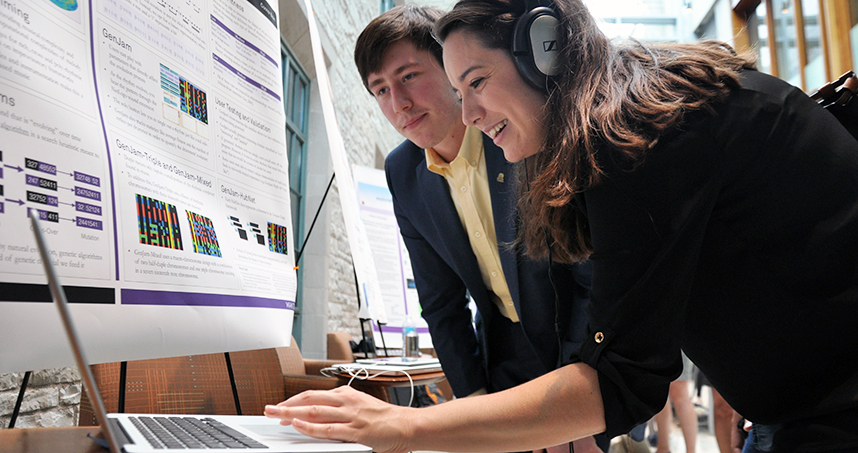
[336,357,443,377]
[29,212,371,453]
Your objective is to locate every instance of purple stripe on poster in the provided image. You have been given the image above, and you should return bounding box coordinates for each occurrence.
[379,325,430,335]
[121,288,295,310]
[0,202,4,214]
[263,86,279,100]
[46,195,58,207]
[75,186,101,201]
[212,53,281,102]
[76,201,102,216]
[76,217,103,230]
[74,172,101,187]
[26,174,39,186]
[210,15,278,67]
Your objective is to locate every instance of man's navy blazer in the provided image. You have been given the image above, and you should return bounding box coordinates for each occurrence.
[384,134,591,397]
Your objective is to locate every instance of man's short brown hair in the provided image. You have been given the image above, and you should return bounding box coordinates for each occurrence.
[354,5,445,94]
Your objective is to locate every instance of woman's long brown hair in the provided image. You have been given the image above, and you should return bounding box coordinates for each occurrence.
[437,0,756,262]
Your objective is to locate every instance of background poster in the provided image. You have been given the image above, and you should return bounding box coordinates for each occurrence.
[0,0,296,373]
[352,165,430,349]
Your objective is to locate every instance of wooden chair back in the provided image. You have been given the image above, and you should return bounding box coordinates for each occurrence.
[229,348,287,415]
[326,331,355,361]
[79,349,285,425]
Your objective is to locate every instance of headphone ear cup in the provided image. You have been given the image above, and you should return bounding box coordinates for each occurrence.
[512,6,560,91]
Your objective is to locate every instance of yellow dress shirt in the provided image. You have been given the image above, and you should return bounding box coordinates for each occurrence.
[425,126,519,323]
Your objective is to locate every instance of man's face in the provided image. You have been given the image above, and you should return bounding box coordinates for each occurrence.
[366,40,462,149]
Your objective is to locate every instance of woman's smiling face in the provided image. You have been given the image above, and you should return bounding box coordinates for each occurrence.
[442,29,549,162]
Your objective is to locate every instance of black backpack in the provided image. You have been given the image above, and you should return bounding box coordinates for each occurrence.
[810,70,858,141]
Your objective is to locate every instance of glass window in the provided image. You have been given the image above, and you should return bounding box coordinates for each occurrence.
[281,40,310,338]
[850,0,858,70]
[628,22,676,40]
[696,12,717,40]
[752,1,773,75]
[281,53,309,257]
[584,0,678,41]
[771,0,802,87]
[801,0,826,90]
[596,18,677,41]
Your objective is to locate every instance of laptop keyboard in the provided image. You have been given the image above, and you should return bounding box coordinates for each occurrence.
[129,416,268,449]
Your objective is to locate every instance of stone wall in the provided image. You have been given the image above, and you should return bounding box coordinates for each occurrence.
[0,368,81,429]
[309,0,404,342]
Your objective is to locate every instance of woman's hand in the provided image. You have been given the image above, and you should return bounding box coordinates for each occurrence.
[266,363,606,453]
[265,386,414,453]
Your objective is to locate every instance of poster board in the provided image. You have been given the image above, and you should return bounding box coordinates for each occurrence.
[0,0,295,373]
[352,165,430,348]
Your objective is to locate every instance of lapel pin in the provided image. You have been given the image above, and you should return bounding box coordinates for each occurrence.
[497,173,505,183]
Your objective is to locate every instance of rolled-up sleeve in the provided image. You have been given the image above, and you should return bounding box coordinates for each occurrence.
[567,70,858,436]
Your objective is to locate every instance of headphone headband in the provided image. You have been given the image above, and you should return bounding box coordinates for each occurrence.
[512,1,560,91]
[525,0,553,8]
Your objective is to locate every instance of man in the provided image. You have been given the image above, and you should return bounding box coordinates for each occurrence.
[354,5,603,452]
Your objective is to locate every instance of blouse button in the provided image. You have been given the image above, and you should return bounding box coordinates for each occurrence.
[594,332,605,343]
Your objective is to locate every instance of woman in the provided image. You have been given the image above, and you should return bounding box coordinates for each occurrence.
[266,1,858,451]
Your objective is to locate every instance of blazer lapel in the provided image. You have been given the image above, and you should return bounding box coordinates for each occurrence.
[415,163,485,290]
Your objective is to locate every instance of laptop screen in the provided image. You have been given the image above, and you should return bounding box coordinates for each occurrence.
[31,212,124,453]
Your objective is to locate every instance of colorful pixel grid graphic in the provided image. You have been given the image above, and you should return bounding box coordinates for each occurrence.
[180,78,208,124]
[186,211,222,257]
[136,194,183,250]
[267,222,288,255]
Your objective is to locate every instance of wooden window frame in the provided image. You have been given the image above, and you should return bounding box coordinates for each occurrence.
[736,0,854,87]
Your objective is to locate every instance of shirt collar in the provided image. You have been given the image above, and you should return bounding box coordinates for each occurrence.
[425,126,484,175]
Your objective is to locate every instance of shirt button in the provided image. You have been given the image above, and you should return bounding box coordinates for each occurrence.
[461,186,467,193]
[594,332,605,343]
[474,231,481,238]
[491,271,498,277]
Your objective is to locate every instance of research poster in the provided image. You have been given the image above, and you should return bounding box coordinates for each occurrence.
[0,0,296,373]
[353,165,430,348]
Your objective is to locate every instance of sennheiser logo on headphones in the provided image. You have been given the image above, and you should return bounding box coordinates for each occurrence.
[543,40,558,52]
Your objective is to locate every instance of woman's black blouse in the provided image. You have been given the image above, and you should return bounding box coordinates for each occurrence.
[571,70,858,443]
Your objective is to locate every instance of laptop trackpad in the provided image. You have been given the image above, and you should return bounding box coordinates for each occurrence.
[240,423,335,444]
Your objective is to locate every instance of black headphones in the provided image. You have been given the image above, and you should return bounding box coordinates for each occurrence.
[512,0,561,91]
